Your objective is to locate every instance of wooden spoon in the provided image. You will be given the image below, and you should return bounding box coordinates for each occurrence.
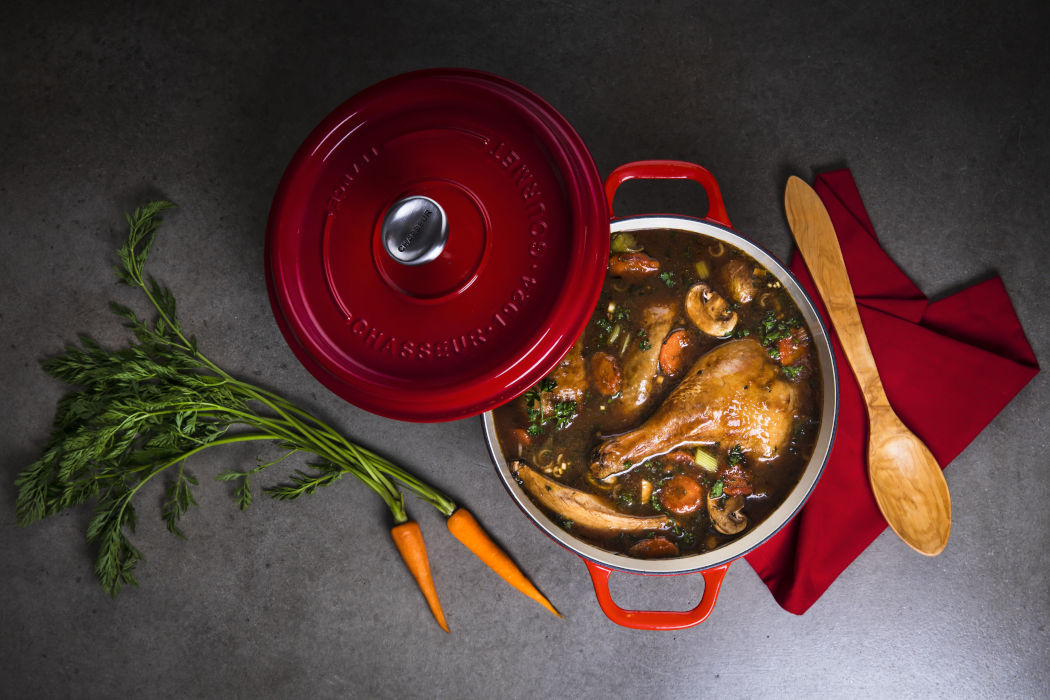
[784,176,951,555]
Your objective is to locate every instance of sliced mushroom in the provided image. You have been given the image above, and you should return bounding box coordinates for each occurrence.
[721,257,756,304]
[638,478,653,505]
[513,461,670,534]
[707,493,748,535]
[685,283,738,337]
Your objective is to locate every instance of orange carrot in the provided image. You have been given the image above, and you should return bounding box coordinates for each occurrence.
[608,252,660,277]
[446,508,561,618]
[659,328,690,377]
[590,351,622,396]
[391,521,449,633]
[509,427,533,450]
[628,536,679,558]
[658,474,704,515]
[777,327,809,366]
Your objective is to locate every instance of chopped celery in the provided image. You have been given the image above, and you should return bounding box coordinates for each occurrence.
[694,260,710,278]
[610,232,641,253]
[694,448,719,472]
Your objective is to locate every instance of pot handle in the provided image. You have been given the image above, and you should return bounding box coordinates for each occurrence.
[584,560,730,630]
[604,160,732,228]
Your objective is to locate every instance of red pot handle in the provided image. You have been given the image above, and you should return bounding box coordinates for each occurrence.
[604,160,732,228]
[584,560,731,630]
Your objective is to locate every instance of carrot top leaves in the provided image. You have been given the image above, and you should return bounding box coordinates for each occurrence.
[14,202,450,594]
[16,202,558,628]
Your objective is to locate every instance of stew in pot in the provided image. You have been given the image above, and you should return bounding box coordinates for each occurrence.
[493,229,822,558]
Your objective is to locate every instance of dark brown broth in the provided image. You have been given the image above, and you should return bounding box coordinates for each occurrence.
[493,229,821,558]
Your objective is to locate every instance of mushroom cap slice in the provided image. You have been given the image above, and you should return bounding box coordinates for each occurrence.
[686,282,738,337]
[707,493,748,535]
[721,257,756,305]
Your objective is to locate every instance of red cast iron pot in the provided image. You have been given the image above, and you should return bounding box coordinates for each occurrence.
[266,70,838,630]
[482,161,839,630]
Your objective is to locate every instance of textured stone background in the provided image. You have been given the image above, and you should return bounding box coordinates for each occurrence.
[2,1,1047,697]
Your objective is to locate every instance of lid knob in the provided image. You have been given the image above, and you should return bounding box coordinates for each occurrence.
[381,196,448,266]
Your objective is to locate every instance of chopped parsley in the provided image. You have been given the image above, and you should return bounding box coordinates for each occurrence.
[710,480,724,499]
[659,271,676,288]
[522,378,576,436]
[782,364,803,380]
[758,310,798,347]
[727,444,745,467]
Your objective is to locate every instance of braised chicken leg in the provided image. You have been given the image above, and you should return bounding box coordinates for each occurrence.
[591,338,800,479]
[614,303,675,421]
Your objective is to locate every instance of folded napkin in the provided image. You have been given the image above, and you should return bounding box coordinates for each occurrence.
[743,169,1040,615]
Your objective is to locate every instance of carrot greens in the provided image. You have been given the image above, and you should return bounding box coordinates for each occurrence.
[15,202,557,623]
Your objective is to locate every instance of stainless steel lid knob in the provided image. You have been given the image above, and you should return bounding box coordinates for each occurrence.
[381,195,448,266]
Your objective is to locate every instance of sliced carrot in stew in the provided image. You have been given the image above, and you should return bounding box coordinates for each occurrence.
[509,427,532,449]
[628,536,679,558]
[663,450,700,470]
[658,474,705,515]
[608,252,660,277]
[590,351,622,396]
[658,329,690,377]
[777,327,810,366]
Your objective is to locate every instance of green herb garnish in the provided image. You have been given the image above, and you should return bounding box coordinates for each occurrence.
[757,310,799,348]
[710,480,724,499]
[659,271,676,288]
[522,377,576,436]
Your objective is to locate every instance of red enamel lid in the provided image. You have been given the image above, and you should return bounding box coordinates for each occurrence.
[266,69,609,421]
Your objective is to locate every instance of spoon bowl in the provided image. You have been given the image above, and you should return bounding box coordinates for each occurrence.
[784,176,951,555]
[867,405,952,555]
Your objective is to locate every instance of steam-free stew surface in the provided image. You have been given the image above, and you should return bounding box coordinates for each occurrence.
[493,229,821,558]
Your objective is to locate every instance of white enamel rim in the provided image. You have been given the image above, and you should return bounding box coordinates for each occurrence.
[482,215,840,575]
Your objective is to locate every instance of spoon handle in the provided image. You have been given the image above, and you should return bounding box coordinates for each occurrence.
[783,176,889,411]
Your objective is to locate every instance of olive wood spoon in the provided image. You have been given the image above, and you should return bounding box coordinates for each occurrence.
[784,176,951,555]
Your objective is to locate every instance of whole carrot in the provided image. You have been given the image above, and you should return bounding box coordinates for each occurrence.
[446,508,561,618]
[391,520,449,633]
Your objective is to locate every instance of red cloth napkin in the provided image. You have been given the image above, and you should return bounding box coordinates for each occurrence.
[743,169,1040,614]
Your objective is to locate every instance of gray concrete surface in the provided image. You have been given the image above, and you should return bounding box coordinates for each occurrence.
[2,1,1048,697]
